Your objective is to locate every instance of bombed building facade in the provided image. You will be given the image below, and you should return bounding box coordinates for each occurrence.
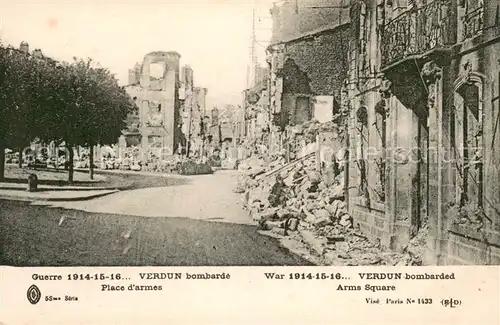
[190,86,208,154]
[266,0,350,155]
[123,51,182,160]
[243,67,271,143]
[345,0,500,264]
[179,65,208,156]
[122,51,208,160]
[242,0,500,265]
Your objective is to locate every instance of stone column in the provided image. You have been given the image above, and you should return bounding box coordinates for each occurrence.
[380,78,397,249]
[387,94,399,249]
[421,61,448,265]
[410,107,421,238]
[163,52,181,153]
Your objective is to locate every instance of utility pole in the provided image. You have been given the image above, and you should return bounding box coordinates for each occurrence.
[251,5,257,87]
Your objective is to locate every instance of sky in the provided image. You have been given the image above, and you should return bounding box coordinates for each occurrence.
[0,0,273,109]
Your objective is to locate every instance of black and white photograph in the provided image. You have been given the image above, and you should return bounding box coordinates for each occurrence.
[0,0,499,268]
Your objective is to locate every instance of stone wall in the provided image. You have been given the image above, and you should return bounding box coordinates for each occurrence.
[124,51,181,159]
[346,0,500,264]
[270,0,349,44]
[438,1,500,265]
[269,24,350,134]
[283,24,350,97]
[445,226,500,264]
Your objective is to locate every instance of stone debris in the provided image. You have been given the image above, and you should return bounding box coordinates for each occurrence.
[122,243,133,255]
[58,216,66,226]
[58,215,76,227]
[121,229,132,240]
[237,123,416,266]
[94,150,213,175]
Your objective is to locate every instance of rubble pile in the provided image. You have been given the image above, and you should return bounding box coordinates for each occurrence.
[238,134,414,265]
[96,155,212,175]
[176,160,213,175]
[241,154,350,238]
[207,154,222,168]
[288,119,339,143]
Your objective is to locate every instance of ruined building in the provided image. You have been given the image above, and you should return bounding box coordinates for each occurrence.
[191,86,208,152]
[243,65,270,143]
[266,0,350,153]
[180,65,194,153]
[346,0,500,264]
[123,51,182,159]
[178,66,208,156]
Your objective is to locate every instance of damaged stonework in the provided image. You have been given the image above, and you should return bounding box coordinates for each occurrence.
[345,0,500,265]
[266,8,350,155]
[179,64,208,157]
[236,135,415,266]
[124,51,182,161]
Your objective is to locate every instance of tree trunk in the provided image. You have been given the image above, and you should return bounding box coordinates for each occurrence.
[89,145,94,180]
[18,148,23,168]
[0,143,5,182]
[68,145,74,183]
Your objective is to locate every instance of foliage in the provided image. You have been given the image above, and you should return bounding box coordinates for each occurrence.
[0,47,34,148]
[0,43,137,181]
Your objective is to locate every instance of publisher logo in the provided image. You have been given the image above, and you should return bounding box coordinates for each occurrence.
[27,285,41,305]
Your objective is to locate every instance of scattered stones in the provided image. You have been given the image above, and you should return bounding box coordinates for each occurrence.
[299,228,327,256]
[339,214,353,228]
[122,243,133,255]
[311,209,332,227]
[237,129,417,266]
[58,215,76,227]
[286,218,299,232]
[260,220,282,231]
[335,240,349,252]
[271,227,286,236]
[325,185,344,203]
[261,208,279,220]
[121,229,132,239]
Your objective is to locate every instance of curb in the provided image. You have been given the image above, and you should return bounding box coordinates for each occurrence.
[0,189,119,203]
[256,229,320,266]
[0,186,122,192]
[80,168,215,177]
[46,190,120,201]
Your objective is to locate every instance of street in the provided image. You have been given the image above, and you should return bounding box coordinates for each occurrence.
[0,170,312,266]
[43,170,252,224]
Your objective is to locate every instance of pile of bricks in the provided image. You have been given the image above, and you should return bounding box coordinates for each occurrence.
[239,150,412,266]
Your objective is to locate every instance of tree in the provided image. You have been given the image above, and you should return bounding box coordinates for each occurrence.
[74,63,133,179]
[0,44,136,183]
[0,45,36,180]
[45,58,135,182]
[86,67,136,179]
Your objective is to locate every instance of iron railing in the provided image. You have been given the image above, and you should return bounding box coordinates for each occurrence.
[462,1,484,40]
[381,1,454,68]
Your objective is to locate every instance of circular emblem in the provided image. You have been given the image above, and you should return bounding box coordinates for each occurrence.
[27,284,41,305]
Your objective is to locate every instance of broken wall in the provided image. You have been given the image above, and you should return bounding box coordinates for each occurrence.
[284,25,350,98]
[272,25,350,141]
[124,51,182,159]
[270,0,350,44]
[442,2,500,264]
